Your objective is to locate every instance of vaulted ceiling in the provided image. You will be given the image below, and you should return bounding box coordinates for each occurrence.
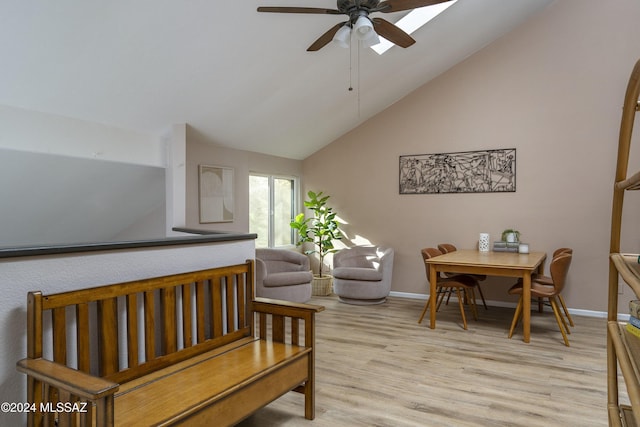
[0,0,553,160]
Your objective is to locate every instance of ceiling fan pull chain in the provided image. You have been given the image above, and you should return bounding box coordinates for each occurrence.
[357,40,361,118]
[348,32,354,92]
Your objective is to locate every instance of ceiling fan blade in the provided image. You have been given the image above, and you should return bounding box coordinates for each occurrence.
[257,7,341,15]
[371,18,415,48]
[377,0,451,13]
[307,22,347,51]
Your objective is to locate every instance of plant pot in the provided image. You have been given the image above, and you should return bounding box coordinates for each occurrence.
[312,275,333,296]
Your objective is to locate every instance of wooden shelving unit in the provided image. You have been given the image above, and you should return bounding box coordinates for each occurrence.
[608,58,640,427]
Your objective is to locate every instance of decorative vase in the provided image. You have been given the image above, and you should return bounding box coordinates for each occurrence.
[479,233,490,252]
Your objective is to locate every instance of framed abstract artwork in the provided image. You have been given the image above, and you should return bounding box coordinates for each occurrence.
[399,148,516,194]
[199,165,234,223]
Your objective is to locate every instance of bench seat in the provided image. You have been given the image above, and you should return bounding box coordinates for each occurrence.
[116,338,310,426]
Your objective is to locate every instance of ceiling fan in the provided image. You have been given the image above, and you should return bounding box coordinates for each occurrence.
[257,0,453,51]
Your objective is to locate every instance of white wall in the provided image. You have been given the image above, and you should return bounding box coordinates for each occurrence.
[0,104,164,165]
[0,105,191,246]
[0,105,173,246]
[165,124,187,233]
[0,148,167,246]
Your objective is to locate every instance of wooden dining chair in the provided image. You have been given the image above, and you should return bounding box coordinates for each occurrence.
[508,252,573,346]
[418,247,479,330]
[536,248,574,326]
[516,247,574,327]
[438,243,488,310]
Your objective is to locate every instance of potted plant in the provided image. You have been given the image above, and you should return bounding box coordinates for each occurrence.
[290,191,342,295]
[501,229,521,243]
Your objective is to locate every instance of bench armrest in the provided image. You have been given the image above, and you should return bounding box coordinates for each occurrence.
[251,297,324,347]
[17,358,119,400]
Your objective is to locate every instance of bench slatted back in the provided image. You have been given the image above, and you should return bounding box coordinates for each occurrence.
[27,261,255,385]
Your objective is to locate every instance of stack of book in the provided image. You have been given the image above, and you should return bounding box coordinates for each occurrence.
[626,300,640,338]
[493,241,520,252]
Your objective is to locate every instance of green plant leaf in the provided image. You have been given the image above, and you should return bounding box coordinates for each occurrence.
[290,190,342,275]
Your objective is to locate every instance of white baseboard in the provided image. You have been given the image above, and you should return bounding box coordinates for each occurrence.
[388,291,611,319]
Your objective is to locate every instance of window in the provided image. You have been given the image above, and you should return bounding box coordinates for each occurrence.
[371,0,458,55]
[249,174,297,248]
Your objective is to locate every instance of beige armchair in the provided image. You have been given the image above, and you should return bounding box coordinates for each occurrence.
[333,246,394,305]
[255,248,313,303]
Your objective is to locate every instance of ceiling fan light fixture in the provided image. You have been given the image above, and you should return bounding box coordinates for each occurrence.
[353,15,374,40]
[332,24,351,48]
[257,0,458,52]
[362,30,380,47]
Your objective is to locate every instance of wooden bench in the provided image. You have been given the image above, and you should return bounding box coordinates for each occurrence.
[16,260,324,426]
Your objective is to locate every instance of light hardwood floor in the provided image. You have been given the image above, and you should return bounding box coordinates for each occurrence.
[239,295,622,427]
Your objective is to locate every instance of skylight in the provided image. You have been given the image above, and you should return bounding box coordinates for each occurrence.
[371,0,458,55]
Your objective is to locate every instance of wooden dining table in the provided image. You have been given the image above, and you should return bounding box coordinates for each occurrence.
[424,249,547,343]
